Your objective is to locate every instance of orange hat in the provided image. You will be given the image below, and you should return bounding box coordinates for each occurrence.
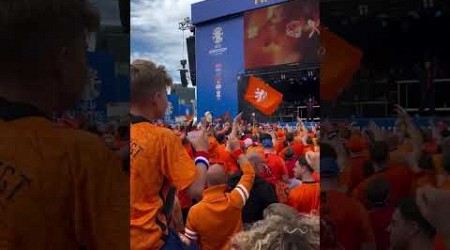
[346,136,366,153]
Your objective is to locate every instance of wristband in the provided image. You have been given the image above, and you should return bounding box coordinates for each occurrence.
[194,151,210,169]
[231,149,244,160]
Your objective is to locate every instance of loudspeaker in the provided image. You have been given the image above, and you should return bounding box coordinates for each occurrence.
[119,0,130,33]
[180,69,189,87]
[186,36,196,86]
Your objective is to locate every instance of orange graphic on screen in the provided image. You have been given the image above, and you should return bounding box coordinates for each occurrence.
[244,0,320,69]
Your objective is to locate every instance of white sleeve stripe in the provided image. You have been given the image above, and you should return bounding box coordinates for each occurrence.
[185,228,197,236]
[236,186,248,201]
[184,233,197,240]
[237,184,249,200]
[235,187,247,205]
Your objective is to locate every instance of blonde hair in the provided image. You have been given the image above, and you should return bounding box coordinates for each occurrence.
[1,0,99,72]
[231,204,319,250]
[130,59,172,104]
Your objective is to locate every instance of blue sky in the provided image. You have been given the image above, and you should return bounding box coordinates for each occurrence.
[131,0,203,83]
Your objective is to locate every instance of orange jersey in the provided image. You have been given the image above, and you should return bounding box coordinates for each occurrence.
[264,153,288,182]
[344,155,370,193]
[288,182,320,215]
[352,164,414,208]
[130,118,197,250]
[291,141,305,158]
[0,115,128,249]
[279,141,304,159]
[184,161,255,250]
[324,190,375,250]
[275,141,285,154]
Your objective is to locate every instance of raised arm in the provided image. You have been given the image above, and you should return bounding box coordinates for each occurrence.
[228,113,256,208]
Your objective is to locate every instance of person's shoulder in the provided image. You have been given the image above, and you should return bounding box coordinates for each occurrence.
[270,153,284,161]
[53,126,105,147]
[189,201,205,215]
[132,123,178,141]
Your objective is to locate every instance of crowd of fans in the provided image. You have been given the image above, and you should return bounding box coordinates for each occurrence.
[146,115,321,249]
[55,114,130,160]
[130,59,322,250]
[320,105,450,250]
[130,58,450,250]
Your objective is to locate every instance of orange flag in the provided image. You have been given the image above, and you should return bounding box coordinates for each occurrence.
[320,28,363,101]
[244,76,283,115]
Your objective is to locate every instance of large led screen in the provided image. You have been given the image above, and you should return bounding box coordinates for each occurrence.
[244,0,320,69]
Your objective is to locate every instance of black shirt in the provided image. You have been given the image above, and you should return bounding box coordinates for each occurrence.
[228,172,278,224]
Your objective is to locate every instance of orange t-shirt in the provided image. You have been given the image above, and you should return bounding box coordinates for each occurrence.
[368,206,395,250]
[130,121,197,250]
[184,161,255,250]
[344,155,370,193]
[291,141,305,158]
[275,141,286,154]
[323,190,375,250]
[288,182,320,215]
[341,155,369,193]
[0,117,129,249]
[264,153,288,182]
[352,164,414,208]
[279,141,305,159]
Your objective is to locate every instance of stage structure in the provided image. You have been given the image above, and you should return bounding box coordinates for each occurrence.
[191,0,320,122]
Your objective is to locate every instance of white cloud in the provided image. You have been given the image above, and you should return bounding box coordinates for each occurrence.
[131,0,203,82]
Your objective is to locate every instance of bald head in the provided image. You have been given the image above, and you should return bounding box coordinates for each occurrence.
[207,164,227,186]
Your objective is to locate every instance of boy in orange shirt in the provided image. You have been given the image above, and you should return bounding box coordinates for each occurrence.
[0,1,129,249]
[180,125,256,250]
[130,59,210,250]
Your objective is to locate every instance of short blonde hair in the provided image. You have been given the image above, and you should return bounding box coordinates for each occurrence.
[1,0,99,68]
[130,59,172,104]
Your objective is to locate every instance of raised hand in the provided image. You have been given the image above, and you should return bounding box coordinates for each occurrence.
[190,127,210,152]
[367,120,385,141]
